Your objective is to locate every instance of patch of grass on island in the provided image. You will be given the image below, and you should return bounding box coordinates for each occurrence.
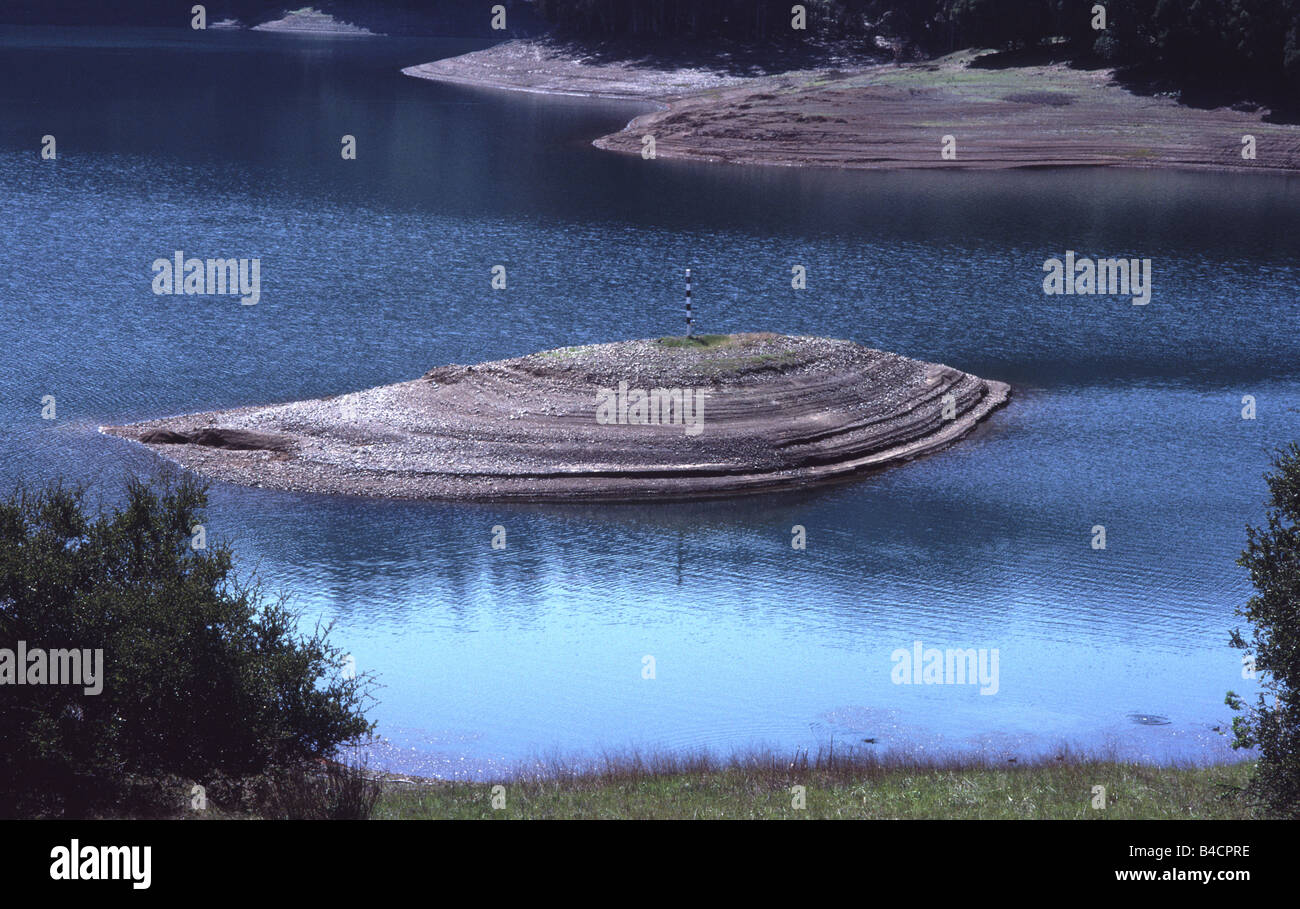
[375,756,1256,820]
[655,333,739,349]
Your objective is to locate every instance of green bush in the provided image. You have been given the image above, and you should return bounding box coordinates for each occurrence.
[1229,443,1300,818]
[0,475,373,817]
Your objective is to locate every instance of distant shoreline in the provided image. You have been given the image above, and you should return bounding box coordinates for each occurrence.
[404,39,1300,175]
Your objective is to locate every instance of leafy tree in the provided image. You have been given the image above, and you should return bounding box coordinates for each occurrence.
[0,476,372,817]
[1284,12,1300,90]
[530,0,1300,105]
[1228,444,1300,818]
[950,0,1053,51]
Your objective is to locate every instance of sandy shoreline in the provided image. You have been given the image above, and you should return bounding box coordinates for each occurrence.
[405,40,1300,174]
[102,334,1009,503]
[401,39,748,102]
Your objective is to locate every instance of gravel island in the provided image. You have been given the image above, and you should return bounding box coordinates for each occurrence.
[102,334,1009,502]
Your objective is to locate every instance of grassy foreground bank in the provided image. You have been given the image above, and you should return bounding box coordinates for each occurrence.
[375,759,1256,820]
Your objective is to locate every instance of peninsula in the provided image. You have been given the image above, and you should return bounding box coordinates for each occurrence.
[404,40,1300,174]
[101,334,1008,502]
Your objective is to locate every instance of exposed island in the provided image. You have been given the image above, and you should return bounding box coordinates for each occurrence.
[101,334,1008,502]
[252,7,376,36]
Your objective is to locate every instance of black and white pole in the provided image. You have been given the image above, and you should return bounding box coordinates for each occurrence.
[685,267,693,338]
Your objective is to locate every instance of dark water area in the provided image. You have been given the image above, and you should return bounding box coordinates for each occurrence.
[2,26,1297,776]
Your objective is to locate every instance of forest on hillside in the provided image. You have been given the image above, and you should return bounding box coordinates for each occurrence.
[536,0,1300,94]
[3,1,1297,101]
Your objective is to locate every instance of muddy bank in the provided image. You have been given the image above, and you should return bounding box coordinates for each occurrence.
[101,334,1009,502]
[405,40,1300,174]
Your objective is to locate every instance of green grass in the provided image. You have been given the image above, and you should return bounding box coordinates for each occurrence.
[650,334,806,373]
[374,757,1257,820]
[655,333,739,349]
[863,60,1085,99]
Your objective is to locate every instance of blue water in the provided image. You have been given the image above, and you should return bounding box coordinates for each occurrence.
[3,26,1296,776]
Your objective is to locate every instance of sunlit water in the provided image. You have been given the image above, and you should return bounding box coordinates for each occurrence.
[3,26,1297,776]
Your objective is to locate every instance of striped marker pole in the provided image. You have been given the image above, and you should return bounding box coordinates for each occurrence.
[685,267,693,337]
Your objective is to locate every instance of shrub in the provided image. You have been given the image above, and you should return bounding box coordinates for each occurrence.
[1228,443,1300,818]
[0,475,373,817]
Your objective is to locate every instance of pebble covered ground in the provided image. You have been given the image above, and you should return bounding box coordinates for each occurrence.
[102,333,1009,502]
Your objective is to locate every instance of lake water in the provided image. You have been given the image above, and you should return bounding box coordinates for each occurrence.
[3,26,1297,776]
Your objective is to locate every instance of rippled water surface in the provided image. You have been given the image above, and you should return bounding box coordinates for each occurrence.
[3,27,1298,775]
